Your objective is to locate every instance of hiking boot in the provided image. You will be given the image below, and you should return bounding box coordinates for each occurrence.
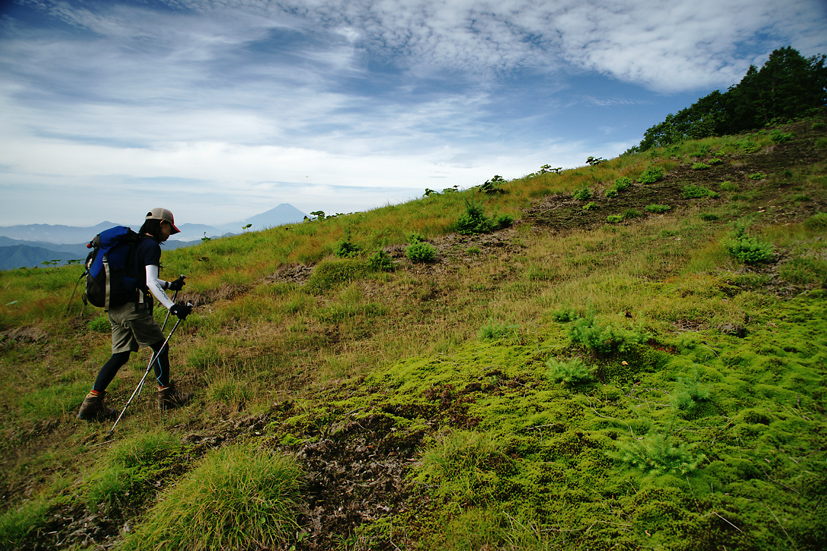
[77,391,118,422]
[157,382,191,411]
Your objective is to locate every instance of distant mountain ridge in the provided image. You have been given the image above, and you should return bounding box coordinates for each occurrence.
[0,203,307,243]
[0,203,307,270]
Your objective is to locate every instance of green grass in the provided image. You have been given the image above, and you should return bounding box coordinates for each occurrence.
[120,443,304,550]
[1,115,826,550]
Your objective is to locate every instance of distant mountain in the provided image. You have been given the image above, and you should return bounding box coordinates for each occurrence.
[0,222,119,245]
[0,244,86,271]
[0,204,308,243]
[0,204,307,269]
[231,203,308,232]
[174,223,226,240]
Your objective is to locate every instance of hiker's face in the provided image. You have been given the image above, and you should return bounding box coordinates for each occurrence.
[159,221,173,242]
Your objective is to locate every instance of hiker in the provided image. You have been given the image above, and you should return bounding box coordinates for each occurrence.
[77,208,193,421]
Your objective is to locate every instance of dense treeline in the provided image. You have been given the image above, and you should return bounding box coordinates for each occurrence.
[631,46,827,152]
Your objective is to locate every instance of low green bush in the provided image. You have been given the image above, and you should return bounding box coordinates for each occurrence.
[454,200,513,235]
[691,162,711,170]
[608,432,707,475]
[638,166,664,184]
[334,239,361,258]
[613,177,633,191]
[682,185,719,199]
[567,315,645,356]
[367,250,395,272]
[406,242,437,263]
[724,223,774,264]
[770,129,794,143]
[644,204,671,213]
[546,357,594,385]
[607,214,624,224]
[573,188,593,201]
[478,322,518,340]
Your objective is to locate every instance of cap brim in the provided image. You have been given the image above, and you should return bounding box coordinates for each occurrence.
[170,224,181,234]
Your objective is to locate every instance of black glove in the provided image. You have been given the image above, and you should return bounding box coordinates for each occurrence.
[168,275,186,291]
[170,302,192,320]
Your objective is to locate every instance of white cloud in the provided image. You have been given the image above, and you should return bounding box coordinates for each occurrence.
[0,0,824,226]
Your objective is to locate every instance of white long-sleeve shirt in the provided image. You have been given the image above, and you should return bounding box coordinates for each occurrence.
[145,265,174,309]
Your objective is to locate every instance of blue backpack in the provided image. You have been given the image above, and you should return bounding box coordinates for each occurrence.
[83,226,143,310]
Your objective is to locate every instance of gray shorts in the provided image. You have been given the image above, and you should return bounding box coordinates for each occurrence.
[109,300,165,354]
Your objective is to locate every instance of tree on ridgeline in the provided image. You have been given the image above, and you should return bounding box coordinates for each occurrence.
[630,46,827,153]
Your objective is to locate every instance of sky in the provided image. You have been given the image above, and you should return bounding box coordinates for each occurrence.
[0,0,825,229]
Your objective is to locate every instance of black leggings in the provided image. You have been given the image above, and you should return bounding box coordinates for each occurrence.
[93,341,170,392]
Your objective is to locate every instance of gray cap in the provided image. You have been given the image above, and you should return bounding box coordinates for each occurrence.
[146,208,181,234]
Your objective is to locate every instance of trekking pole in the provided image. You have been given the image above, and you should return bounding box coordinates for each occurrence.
[133,287,180,400]
[65,269,87,314]
[107,310,188,436]
[161,284,182,332]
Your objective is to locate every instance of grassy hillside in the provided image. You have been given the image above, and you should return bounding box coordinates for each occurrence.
[1,114,826,550]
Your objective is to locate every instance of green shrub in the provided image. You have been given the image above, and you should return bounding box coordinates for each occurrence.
[455,200,512,235]
[582,201,597,211]
[605,189,618,198]
[406,232,426,244]
[638,166,664,184]
[719,181,738,192]
[406,242,437,263]
[748,172,767,180]
[567,316,644,356]
[552,308,577,322]
[614,177,633,191]
[546,357,594,385]
[607,214,624,223]
[673,369,712,417]
[478,322,518,340]
[367,250,395,272]
[494,214,514,229]
[479,175,506,194]
[699,212,719,221]
[645,204,671,214]
[121,444,304,551]
[682,185,718,199]
[770,129,793,143]
[709,157,724,165]
[724,223,774,264]
[573,188,593,201]
[691,162,711,170]
[608,432,707,475]
[623,209,642,219]
[334,238,361,258]
[812,121,826,130]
